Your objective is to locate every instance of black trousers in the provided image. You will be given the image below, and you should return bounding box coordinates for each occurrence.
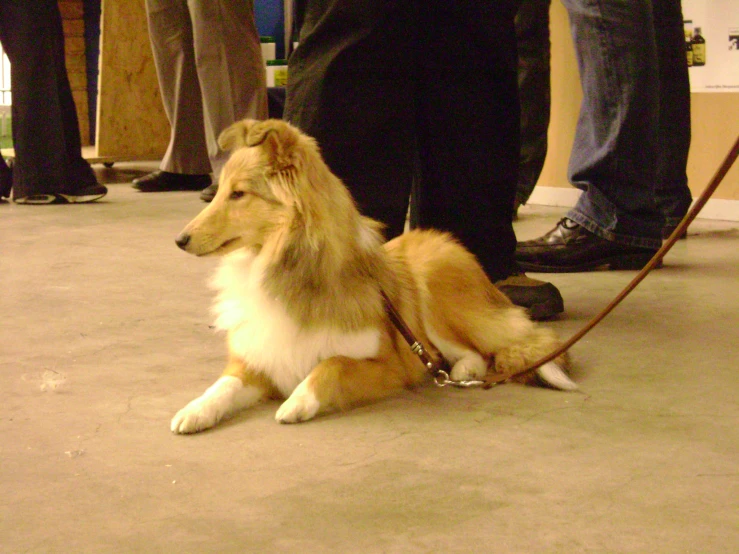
[515,0,551,206]
[285,0,522,282]
[0,0,96,198]
[653,0,692,227]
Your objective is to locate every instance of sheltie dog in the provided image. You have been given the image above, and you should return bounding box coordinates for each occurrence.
[171,119,576,434]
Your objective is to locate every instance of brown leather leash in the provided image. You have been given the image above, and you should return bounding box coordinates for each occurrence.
[386,134,739,389]
[381,290,456,386]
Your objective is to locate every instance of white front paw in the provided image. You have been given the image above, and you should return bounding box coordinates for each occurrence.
[275,379,320,424]
[171,376,246,434]
[449,353,487,381]
[171,396,223,434]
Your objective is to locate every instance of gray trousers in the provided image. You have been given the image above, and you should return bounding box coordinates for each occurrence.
[145,0,268,180]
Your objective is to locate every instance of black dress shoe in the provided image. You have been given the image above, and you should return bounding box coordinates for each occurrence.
[516,218,660,272]
[132,170,211,192]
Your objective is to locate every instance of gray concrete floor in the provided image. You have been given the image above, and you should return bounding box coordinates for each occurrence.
[1,164,738,553]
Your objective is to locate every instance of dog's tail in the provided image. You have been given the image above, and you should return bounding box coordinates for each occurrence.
[492,324,578,391]
[534,361,578,391]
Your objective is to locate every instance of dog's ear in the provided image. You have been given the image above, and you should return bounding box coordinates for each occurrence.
[245,120,300,170]
[218,119,260,152]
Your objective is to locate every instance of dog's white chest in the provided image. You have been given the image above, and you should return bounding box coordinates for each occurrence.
[211,253,381,396]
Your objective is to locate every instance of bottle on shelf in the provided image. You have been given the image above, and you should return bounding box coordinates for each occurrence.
[692,27,706,66]
[260,36,276,64]
[266,59,288,87]
[683,21,693,67]
[685,36,693,66]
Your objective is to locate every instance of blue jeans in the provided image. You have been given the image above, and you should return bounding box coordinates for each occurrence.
[562,0,690,249]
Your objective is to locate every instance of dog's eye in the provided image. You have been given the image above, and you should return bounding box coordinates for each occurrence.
[229,191,245,200]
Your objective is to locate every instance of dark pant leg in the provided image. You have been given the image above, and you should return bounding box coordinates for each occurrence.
[285,0,418,239]
[0,0,95,198]
[0,154,11,197]
[415,1,521,281]
[653,0,692,227]
[515,0,551,206]
[286,0,521,280]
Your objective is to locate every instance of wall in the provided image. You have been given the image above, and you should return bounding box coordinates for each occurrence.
[536,4,738,218]
[255,0,286,59]
[59,0,90,145]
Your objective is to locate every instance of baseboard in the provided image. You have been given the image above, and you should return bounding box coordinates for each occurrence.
[527,186,739,222]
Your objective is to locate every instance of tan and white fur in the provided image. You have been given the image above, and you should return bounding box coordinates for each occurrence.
[171,119,576,434]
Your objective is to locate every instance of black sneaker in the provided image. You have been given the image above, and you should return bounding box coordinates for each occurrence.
[14,183,108,205]
[495,273,565,320]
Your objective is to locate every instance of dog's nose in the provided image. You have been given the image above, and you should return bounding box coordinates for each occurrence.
[175,233,191,250]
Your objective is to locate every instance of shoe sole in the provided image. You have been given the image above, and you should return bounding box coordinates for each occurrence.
[517,252,661,273]
[526,297,564,320]
[15,192,106,205]
[496,281,565,321]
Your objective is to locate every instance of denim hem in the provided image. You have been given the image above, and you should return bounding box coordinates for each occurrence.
[566,210,662,250]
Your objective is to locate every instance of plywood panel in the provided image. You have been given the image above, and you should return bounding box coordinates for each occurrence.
[96,0,169,159]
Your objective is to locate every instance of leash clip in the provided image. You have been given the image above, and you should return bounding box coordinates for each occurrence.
[433,369,487,389]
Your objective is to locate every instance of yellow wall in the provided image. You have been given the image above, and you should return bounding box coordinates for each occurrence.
[540,3,739,201]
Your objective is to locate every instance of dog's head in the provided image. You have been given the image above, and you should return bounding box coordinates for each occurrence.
[175,119,326,257]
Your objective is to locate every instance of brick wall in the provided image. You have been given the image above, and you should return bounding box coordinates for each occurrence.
[59,0,90,145]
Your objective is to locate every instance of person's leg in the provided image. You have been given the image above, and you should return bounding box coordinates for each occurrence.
[0,0,99,200]
[515,0,552,209]
[415,0,520,282]
[285,0,418,240]
[0,156,11,199]
[145,0,210,175]
[653,0,692,235]
[286,0,562,318]
[563,0,663,248]
[516,0,665,272]
[415,0,563,319]
[189,0,268,182]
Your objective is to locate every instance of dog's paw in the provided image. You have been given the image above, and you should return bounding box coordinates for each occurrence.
[171,396,224,434]
[171,376,246,434]
[171,395,227,434]
[449,352,487,381]
[275,379,320,424]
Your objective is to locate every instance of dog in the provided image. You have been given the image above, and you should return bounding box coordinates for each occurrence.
[171,119,576,434]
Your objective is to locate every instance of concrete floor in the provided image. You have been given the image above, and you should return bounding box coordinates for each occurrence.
[1,164,738,553]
